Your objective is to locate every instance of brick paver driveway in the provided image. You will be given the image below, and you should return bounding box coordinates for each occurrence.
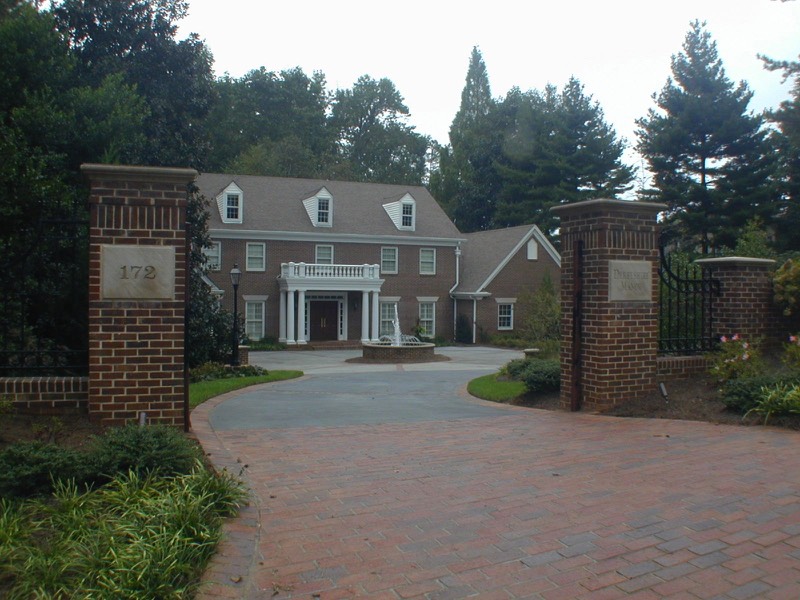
[193,349,800,599]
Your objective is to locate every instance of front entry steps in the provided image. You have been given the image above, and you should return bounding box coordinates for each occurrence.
[286,340,363,351]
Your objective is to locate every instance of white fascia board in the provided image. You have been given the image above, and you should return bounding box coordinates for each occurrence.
[475,225,561,293]
[210,228,467,247]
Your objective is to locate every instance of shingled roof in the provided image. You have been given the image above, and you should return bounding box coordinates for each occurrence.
[196,173,463,241]
[455,224,561,296]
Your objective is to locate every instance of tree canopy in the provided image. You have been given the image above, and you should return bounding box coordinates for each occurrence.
[636,20,777,254]
[439,48,633,236]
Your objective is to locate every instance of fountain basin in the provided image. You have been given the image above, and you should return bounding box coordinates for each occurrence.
[361,341,438,363]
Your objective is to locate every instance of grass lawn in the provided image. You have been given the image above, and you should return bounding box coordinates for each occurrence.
[189,370,303,408]
[467,373,526,402]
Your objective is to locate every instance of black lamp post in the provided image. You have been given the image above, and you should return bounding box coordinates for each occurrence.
[230,264,241,366]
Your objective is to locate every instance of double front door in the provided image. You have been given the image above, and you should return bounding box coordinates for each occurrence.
[309,300,339,341]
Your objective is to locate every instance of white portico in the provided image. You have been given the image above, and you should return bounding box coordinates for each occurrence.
[277,262,384,345]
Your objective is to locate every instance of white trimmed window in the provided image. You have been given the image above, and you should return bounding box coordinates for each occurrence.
[419,248,436,275]
[246,243,265,271]
[316,244,334,264]
[498,302,515,330]
[244,299,265,341]
[226,194,240,220]
[379,301,399,337]
[381,246,398,274]
[401,201,415,229]
[317,197,330,224]
[204,241,221,271]
[418,302,435,337]
[216,182,244,224]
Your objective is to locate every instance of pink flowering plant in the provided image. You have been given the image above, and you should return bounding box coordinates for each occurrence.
[782,334,800,372]
[708,334,763,383]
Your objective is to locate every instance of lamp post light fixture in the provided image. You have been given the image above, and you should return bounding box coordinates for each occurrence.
[230,264,241,367]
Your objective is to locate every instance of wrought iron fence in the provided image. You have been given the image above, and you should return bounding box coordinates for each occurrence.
[0,203,89,376]
[658,247,720,354]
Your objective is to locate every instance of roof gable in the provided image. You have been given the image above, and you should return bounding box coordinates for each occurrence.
[456,225,561,295]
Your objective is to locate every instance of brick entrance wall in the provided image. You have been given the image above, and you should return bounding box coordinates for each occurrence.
[552,199,665,411]
[82,164,197,427]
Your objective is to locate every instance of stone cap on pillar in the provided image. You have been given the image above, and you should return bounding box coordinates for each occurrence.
[81,163,198,185]
[550,198,666,218]
[695,256,776,268]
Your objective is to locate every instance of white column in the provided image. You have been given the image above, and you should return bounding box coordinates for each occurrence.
[286,290,296,345]
[361,290,370,343]
[278,291,287,343]
[297,290,307,345]
[371,292,380,342]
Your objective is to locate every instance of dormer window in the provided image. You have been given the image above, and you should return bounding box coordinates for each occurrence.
[302,187,333,227]
[216,182,243,224]
[383,193,416,231]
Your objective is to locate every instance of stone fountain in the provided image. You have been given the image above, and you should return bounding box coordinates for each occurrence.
[361,305,437,363]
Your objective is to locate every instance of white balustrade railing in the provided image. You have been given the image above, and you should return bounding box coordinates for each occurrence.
[280,262,380,280]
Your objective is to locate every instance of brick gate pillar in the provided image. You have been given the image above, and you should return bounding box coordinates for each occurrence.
[694,257,779,344]
[82,164,198,427]
[552,199,665,411]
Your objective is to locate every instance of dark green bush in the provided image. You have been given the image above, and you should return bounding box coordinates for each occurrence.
[0,442,89,498]
[720,374,800,413]
[87,424,203,483]
[503,358,530,379]
[189,362,267,383]
[521,359,561,394]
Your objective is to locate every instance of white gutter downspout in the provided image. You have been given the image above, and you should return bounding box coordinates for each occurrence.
[449,244,461,340]
[472,298,478,344]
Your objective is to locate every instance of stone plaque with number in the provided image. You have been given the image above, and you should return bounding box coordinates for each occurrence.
[101,245,176,300]
[608,260,652,302]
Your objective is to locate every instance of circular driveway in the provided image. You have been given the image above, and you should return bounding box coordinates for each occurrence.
[194,348,800,600]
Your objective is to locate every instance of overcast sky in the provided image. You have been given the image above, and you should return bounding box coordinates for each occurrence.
[180,0,799,158]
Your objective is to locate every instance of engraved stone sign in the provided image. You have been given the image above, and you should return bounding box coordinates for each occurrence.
[101,245,176,300]
[608,260,652,302]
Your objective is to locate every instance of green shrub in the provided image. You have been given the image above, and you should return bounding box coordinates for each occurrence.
[490,334,530,349]
[774,258,800,317]
[746,382,800,423]
[87,424,203,483]
[520,359,561,394]
[720,374,797,413]
[189,361,267,383]
[0,442,89,498]
[245,336,286,351]
[502,358,530,379]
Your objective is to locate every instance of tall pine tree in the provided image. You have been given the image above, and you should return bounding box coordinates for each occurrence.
[636,20,777,253]
[447,47,501,232]
[761,53,800,253]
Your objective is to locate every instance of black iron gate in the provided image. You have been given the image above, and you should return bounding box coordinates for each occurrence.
[0,203,89,376]
[658,247,719,354]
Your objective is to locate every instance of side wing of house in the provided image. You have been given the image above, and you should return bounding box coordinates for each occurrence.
[453,225,561,343]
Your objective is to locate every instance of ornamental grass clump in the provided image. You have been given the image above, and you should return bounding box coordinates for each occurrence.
[708,334,763,383]
[0,464,246,599]
[746,382,800,424]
